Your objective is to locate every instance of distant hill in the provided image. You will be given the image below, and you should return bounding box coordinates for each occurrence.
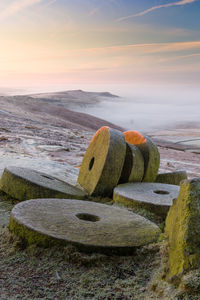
[0,90,123,132]
[29,89,119,110]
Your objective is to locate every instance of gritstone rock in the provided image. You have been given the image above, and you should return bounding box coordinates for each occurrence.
[119,143,144,184]
[78,126,126,196]
[165,178,200,282]
[156,171,187,185]
[9,198,161,254]
[114,182,180,217]
[124,131,160,182]
[0,166,86,201]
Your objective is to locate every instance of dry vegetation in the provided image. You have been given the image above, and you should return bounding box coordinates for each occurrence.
[1,194,200,300]
[0,91,200,299]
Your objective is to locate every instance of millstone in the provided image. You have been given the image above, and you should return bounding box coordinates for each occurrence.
[119,143,144,184]
[156,171,187,185]
[9,198,161,253]
[0,166,86,201]
[165,179,200,280]
[124,131,160,182]
[114,182,180,217]
[78,126,126,196]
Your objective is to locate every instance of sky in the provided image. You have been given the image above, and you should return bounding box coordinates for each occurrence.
[0,0,200,89]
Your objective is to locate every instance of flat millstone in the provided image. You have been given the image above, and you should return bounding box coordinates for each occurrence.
[78,126,126,196]
[0,166,86,201]
[9,199,160,253]
[114,182,180,217]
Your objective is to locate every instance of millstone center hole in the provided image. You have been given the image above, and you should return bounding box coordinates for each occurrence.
[89,157,95,171]
[76,213,100,222]
[41,174,54,180]
[154,190,169,195]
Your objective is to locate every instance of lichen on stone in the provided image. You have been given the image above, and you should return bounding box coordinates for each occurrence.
[165,178,200,282]
[156,171,187,185]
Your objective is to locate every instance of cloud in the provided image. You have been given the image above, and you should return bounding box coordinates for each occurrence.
[88,6,100,16]
[78,40,200,56]
[0,0,44,20]
[117,0,197,21]
[44,0,57,8]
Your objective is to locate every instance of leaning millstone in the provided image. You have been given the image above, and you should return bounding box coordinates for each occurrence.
[78,126,126,196]
[124,131,160,182]
[156,171,187,185]
[114,182,180,217]
[119,143,144,184]
[165,179,200,281]
[0,166,86,201]
[9,198,161,253]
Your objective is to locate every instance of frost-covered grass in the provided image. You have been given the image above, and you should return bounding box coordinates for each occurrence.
[0,229,161,300]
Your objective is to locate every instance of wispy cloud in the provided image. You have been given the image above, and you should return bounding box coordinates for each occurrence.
[117,0,197,21]
[88,6,100,16]
[45,0,57,7]
[0,0,43,21]
[79,41,200,56]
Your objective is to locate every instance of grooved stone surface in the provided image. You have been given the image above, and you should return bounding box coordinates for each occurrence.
[9,198,160,253]
[78,126,126,196]
[124,132,160,182]
[119,143,144,184]
[0,166,86,201]
[140,137,160,182]
[114,182,180,217]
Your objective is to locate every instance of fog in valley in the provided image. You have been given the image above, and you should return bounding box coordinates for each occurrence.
[0,83,199,133]
[65,84,200,133]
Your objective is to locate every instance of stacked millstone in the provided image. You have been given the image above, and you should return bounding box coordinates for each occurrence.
[1,126,187,254]
[77,127,161,197]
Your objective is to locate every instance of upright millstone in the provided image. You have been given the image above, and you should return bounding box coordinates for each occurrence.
[165,178,200,281]
[78,126,126,196]
[124,131,160,182]
[0,166,87,201]
[119,143,144,184]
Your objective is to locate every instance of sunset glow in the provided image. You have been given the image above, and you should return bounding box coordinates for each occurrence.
[0,0,200,88]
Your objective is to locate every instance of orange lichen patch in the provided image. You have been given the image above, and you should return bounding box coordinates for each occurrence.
[123,131,146,145]
[90,126,109,143]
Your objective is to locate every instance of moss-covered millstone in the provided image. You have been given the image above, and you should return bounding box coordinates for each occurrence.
[119,143,144,184]
[0,166,87,201]
[124,131,160,182]
[165,178,200,281]
[9,198,160,254]
[114,182,180,217]
[156,171,187,185]
[78,126,126,196]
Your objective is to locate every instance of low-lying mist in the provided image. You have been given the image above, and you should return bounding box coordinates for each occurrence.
[1,83,199,133]
[70,84,200,133]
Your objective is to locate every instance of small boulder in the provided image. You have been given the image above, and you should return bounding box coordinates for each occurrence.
[156,171,187,185]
